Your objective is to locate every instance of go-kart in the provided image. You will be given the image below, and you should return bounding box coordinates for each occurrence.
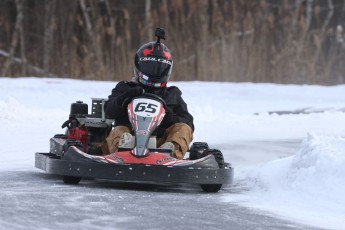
[35,93,233,192]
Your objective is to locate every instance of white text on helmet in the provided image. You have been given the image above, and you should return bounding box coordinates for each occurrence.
[139,57,172,65]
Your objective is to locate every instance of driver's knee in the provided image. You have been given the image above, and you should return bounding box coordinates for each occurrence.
[106,126,131,154]
[164,123,193,159]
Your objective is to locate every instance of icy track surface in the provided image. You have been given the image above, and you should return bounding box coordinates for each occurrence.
[1,77,345,229]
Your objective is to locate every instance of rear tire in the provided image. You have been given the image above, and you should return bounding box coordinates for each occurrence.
[63,176,81,184]
[203,149,225,168]
[200,149,225,193]
[189,142,209,160]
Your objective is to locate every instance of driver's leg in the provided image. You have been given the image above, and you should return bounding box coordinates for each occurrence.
[158,123,193,159]
[106,125,131,154]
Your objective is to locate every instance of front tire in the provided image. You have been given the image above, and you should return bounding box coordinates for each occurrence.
[63,176,81,184]
[204,149,225,168]
[200,184,222,193]
[200,149,225,193]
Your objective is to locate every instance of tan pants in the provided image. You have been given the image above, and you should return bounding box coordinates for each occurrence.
[105,123,193,159]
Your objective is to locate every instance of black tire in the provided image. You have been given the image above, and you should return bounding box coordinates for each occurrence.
[189,142,209,160]
[63,176,81,184]
[203,149,225,168]
[200,184,222,193]
[200,149,225,193]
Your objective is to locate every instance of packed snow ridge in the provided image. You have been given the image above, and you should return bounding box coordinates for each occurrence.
[226,133,345,229]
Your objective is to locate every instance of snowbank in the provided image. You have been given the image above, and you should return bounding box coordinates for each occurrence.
[225,133,345,229]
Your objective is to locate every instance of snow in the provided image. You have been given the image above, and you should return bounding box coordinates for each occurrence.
[224,134,345,229]
[1,77,345,229]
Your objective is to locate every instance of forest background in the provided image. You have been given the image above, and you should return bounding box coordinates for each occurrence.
[0,0,344,85]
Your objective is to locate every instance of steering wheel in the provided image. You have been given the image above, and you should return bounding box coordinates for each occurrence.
[122,93,167,109]
[141,93,167,109]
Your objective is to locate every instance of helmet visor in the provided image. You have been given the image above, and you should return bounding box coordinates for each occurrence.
[137,74,167,88]
[138,57,172,81]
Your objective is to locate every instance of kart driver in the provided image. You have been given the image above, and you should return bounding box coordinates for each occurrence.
[104,28,194,160]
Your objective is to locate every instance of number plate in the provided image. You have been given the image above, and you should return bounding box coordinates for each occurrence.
[132,98,161,117]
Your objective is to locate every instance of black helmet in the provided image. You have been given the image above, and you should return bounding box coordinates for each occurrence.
[134,28,173,88]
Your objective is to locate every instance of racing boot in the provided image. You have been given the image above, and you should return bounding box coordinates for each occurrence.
[159,142,175,152]
[106,126,132,153]
[119,132,135,149]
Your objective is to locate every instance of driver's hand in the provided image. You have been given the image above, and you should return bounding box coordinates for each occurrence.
[120,87,144,107]
[122,87,144,100]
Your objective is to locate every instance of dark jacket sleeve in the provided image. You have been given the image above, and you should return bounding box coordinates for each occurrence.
[161,86,194,132]
[174,89,194,132]
[104,81,131,123]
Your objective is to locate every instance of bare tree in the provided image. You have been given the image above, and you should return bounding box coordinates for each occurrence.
[145,0,152,41]
[0,0,344,84]
[79,0,104,76]
[322,0,334,33]
[1,0,24,76]
[306,0,313,29]
[43,0,56,74]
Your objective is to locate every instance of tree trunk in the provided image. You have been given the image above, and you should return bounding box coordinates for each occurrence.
[16,0,26,76]
[104,0,116,76]
[43,0,56,74]
[1,0,24,76]
[306,0,313,30]
[79,0,104,76]
[145,0,152,41]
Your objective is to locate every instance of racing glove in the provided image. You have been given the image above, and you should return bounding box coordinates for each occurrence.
[120,87,145,107]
